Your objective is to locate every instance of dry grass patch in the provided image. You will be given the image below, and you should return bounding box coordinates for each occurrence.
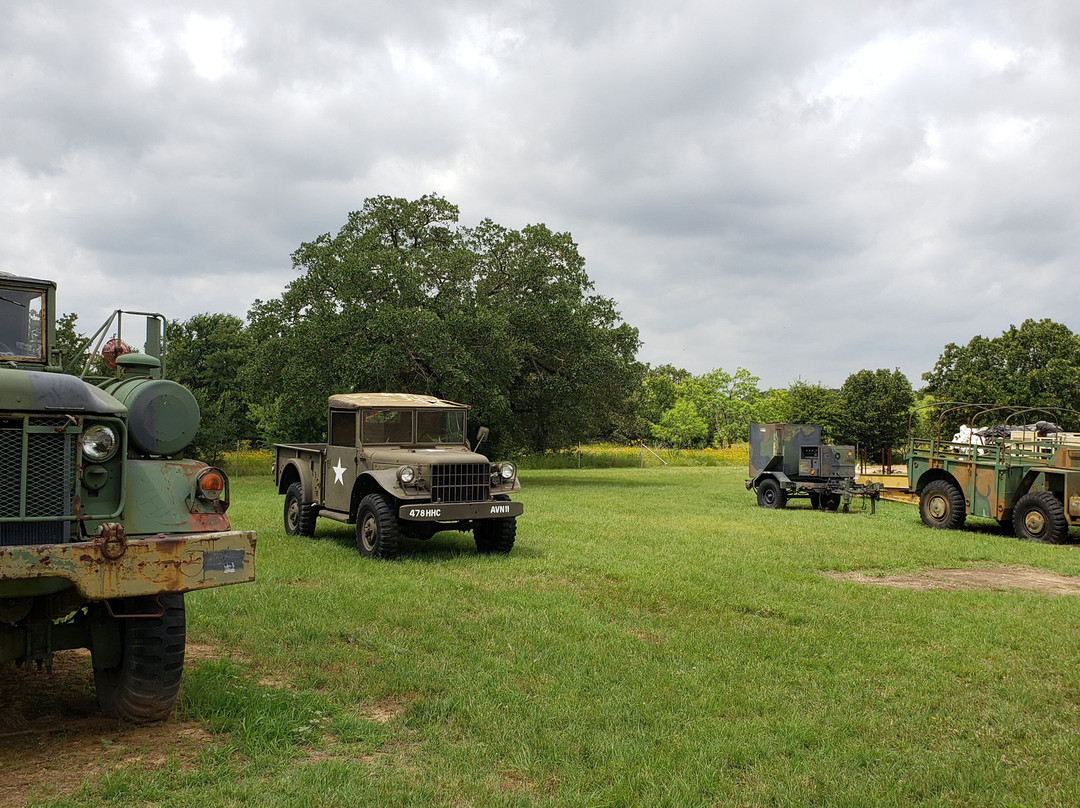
[826,564,1080,594]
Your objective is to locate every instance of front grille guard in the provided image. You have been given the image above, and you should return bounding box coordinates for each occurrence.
[0,415,124,546]
[429,462,491,503]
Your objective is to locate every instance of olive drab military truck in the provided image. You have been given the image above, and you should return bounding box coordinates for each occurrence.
[274,393,522,558]
[0,273,255,723]
[908,404,1080,543]
[746,423,879,512]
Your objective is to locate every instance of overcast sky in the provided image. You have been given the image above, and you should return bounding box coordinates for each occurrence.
[2,1,1078,389]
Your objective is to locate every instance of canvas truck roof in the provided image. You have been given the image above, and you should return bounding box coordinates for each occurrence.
[328,393,469,411]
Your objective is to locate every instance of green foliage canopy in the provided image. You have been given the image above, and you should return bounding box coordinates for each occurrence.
[243,194,642,454]
[922,319,1080,430]
[167,313,255,461]
[836,368,915,457]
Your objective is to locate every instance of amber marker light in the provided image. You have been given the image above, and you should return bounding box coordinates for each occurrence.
[197,469,226,501]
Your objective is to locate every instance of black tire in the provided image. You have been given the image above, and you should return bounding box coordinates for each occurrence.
[283,482,316,537]
[1012,491,1069,544]
[93,594,186,724]
[356,493,399,559]
[822,494,842,512]
[919,480,966,530]
[808,492,822,510]
[474,517,517,554]
[756,478,787,509]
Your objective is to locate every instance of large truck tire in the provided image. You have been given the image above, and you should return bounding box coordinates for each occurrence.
[93,594,186,724]
[284,482,317,536]
[356,494,399,559]
[1012,491,1069,544]
[919,480,966,530]
[474,517,517,554]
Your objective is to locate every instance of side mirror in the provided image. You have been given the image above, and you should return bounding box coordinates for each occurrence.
[474,426,490,453]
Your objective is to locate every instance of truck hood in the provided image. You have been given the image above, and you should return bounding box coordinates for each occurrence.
[0,368,127,415]
[365,446,490,466]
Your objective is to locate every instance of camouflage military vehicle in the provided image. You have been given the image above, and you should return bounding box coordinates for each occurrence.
[274,393,522,558]
[0,273,255,723]
[908,404,1080,543]
[746,423,878,512]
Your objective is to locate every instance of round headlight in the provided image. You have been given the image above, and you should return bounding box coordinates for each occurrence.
[499,462,516,481]
[82,424,119,461]
[398,466,416,485]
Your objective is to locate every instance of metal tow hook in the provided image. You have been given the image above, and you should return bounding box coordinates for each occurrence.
[98,523,127,560]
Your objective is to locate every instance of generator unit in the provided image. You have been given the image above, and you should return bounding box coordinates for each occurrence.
[746,423,876,511]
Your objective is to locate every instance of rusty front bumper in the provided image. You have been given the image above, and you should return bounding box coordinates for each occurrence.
[0,529,256,600]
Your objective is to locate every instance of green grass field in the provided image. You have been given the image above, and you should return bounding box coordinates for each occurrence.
[40,468,1080,806]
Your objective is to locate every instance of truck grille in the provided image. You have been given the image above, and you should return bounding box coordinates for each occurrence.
[430,463,490,503]
[0,417,77,546]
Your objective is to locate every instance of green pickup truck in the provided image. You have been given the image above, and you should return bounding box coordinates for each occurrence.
[274,393,522,558]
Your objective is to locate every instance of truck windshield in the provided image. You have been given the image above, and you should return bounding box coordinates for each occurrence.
[0,288,45,362]
[417,410,464,444]
[361,408,466,444]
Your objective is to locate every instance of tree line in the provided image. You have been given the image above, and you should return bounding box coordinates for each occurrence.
[58,195,1080,460]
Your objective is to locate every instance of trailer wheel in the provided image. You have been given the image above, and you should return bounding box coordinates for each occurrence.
[475,517,517,554]
[919,480,965,530]
[356,494,399,559]
[93,594,185,724]
[822,494,842,512]
[756,478,787,509]
[283,482,317,537]
[1012,491,1069,544]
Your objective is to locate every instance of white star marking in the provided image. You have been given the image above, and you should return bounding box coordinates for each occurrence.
[332,458,346,485]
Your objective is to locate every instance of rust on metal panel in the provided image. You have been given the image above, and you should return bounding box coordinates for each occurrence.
[0,530,256,599]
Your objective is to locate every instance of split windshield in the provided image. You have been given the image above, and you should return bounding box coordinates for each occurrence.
[361,408,465,445]
[0,287,45,362]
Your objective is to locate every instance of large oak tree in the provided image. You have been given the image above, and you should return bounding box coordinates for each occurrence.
[243,194,642,453]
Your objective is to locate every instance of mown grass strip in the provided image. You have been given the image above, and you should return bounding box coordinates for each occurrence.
[32,467,1080,807]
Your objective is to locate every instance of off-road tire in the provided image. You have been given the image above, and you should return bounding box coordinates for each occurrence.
[284,482,317,537]
[919,480,966,530]
[356,493,399,559]
[822,494,842,512]
[474,517,517,554]
[93,594,186,724]
[1012,491,1069,544]
[756,478,787,509]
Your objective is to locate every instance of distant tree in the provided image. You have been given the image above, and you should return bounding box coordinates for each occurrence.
[632,364,692,440]
[671,367,762,447]
[55,312,89,371]
[655,398,708,448]
[782,379,843,441]
[244,194,641,454]
[167,313,254,461]
[836,368,914,458]
[923,319,1080,430]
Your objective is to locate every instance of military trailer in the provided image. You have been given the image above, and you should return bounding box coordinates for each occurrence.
[0,273,255,723]
[746,423,878,511]
[274,393,522,558]
[908,404,1080,543]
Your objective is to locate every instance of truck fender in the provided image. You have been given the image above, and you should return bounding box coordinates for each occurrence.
[278,459,314,501]
[350,470,403,516]
[754,471,791,489]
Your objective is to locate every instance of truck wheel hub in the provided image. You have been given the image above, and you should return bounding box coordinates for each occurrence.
[927,496,947,519]
[1024,511,1045,534]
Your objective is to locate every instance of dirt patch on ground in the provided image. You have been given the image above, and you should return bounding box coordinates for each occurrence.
[361,696,409,724]
[0,651,217,807]
[826,565,1080,594]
